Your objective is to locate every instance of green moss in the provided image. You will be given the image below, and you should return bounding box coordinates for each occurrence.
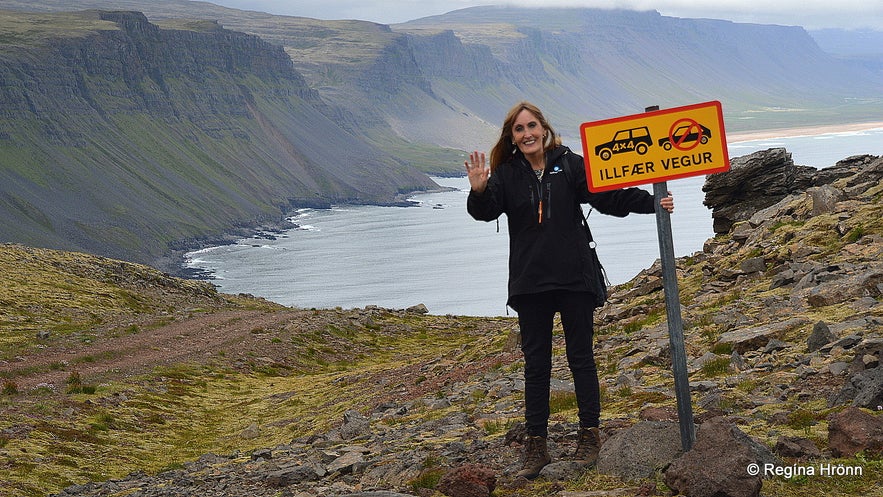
[699,356,732,377]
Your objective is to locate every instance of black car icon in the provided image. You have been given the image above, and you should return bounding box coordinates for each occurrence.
[658,123,712,150]
[594,126,652,161]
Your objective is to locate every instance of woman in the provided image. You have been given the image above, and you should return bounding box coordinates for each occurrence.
[465,101,674,479]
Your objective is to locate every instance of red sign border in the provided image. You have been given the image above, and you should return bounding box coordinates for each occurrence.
[580,101,730,193]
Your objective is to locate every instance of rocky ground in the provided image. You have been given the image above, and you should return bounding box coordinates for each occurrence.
[1,149,882,497]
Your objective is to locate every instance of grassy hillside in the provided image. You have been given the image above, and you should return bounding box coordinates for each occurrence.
[0,243,514,497]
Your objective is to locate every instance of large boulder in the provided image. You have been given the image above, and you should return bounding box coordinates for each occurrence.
[827,407,883,457]
[596,421,684,480]
[664,417,762,497]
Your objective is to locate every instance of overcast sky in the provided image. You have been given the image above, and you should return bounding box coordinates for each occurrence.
[205,0,882,30]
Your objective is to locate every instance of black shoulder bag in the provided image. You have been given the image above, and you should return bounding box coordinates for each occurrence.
[577,205,610,306]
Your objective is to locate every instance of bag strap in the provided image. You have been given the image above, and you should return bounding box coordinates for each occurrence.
[576,203,610,286]
[576,204,596,245]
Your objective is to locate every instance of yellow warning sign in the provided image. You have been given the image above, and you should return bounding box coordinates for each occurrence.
[580,101,730,192]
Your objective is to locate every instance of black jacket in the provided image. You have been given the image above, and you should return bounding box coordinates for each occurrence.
[467,145,656,307]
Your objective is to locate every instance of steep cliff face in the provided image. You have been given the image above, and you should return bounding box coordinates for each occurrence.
[10,2,882,155]
[394,7,883,146]
[0,10,435,270]
[1,1,881,275]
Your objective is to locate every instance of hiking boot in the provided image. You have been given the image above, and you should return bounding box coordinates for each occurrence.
[573,427,601,467]
[516,435,551,479]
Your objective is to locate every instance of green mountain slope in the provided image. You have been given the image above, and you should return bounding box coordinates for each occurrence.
[10,2,883,148]
[0,10,436,270]
[0,2,881,273]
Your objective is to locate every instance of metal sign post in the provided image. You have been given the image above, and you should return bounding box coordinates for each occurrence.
[653,180,696,451]
[645,105,695,451]
[644,105,696,452]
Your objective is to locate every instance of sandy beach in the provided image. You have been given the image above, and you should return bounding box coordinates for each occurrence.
[727,121,883,143]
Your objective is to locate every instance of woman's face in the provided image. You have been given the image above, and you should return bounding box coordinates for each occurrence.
[511,109,545,160]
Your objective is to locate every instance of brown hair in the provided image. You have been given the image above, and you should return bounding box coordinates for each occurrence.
[488,101,562,172]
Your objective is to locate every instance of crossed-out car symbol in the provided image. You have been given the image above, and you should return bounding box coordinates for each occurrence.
[658,123,712,150]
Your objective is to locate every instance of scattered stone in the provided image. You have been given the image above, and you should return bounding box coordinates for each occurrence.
[740,257,766,274]
[240,423,260,439]
[827,362,850,376]
[339,410,371,440]
[763,339,789,354]
[829,367,883,410]
[828,334,863,351]
[854,337,883,360]
[827,407,883,457]
[664,417,762,497]
[266,465,322,487]
[729,351,748,371]
[774,436,821,459]
[807,270,883,307]
[809,184,843,216]
[539,460,585,481]
[807,321,836,352]
[690,352,720,373]
[406,304,429,314]
[328,451,365,474]
[251,448,273,460]
[436,463,496,497]
[716,318,809,354]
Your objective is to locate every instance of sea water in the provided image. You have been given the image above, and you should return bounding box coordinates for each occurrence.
[186,128,882,316]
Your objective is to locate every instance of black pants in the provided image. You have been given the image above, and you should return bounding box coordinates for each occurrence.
[512,290,600,438]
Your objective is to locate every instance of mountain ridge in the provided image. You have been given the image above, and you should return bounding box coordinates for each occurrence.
[0,1,881,274]
[0,9,436,272]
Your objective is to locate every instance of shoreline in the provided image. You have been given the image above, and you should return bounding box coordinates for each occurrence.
[170,121,882,280]
[727,121,883,143]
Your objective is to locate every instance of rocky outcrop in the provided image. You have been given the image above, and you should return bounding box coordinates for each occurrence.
[703,148,815,234]
[703,149,883,234]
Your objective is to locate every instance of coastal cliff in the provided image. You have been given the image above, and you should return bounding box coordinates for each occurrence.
[0,4,881,274]
[0,10,436,271]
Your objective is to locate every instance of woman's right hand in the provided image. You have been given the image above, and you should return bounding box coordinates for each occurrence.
[465,151,489,194]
